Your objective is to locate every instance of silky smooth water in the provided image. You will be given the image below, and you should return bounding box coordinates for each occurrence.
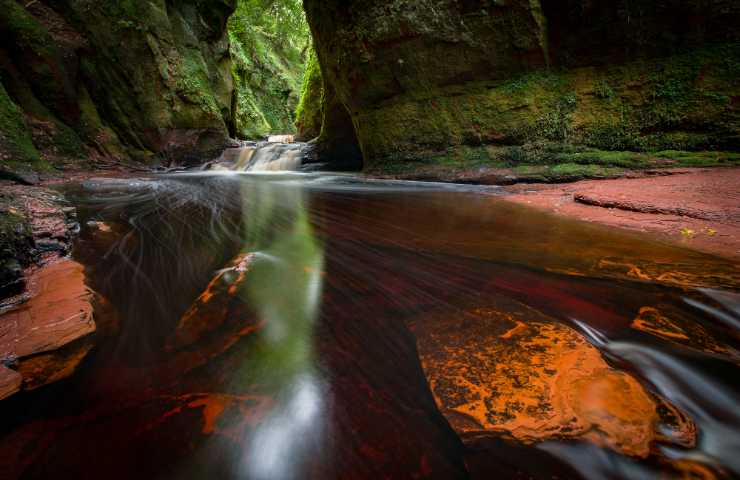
[1,172,738,479]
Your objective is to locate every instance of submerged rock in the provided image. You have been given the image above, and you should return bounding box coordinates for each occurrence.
[171,253,255,350]
[410,300,696,458]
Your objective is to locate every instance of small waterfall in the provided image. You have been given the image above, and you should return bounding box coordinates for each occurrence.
[212,140,307,172]
[248,143,305,172]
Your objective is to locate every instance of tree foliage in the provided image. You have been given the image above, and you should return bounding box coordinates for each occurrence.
[228,0,312,138]
[229,0,310,52]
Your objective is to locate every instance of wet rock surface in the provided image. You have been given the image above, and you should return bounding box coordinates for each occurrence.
[1,174,739,478]
[0,365,21,400]
[0,260,94,358]
[410,300,696,458]
[0,182,96,399]
[171,253,255,350]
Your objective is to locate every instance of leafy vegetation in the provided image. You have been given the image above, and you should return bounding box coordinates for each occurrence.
[229,0,312,139]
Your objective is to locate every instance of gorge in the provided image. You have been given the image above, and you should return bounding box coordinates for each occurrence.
[1,1,740,479]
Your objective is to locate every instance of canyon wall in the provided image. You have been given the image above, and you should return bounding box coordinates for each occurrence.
[303,0,740,170]
[0,0,236,178]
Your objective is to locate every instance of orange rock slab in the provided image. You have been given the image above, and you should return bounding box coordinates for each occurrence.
[0,259,94,358]
[0,259,95,395]
[410,300,696,458]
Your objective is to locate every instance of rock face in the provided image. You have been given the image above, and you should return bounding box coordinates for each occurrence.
[0,0,236,173]
[303,0,740,170]
[294,49,323,141]
[0,184,77,298]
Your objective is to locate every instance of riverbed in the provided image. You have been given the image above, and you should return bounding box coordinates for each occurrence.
[1,172,739,479]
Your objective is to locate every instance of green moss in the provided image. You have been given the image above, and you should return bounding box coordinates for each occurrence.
[0,82,45,172]
[0,193,33,292]
[367,140,740,181]
[352,42,740,169]
[49,0,234,160]
[294,48,323,139]
[652,150,740,166]
[0,0,55,57]
[176,50,223,123]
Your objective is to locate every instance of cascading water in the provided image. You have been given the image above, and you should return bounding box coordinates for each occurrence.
[246,143,305,172]
[211,139,308,172]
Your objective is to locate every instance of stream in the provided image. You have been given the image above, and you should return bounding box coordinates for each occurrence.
[1,171,739,479]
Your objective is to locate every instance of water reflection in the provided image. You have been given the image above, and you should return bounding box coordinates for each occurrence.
[245,374,325,480]
[0,172,739,479]
[237,178,326,479]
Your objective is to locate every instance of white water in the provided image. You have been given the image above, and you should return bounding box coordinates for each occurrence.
[214,141,306,172]
[248,143,304,172]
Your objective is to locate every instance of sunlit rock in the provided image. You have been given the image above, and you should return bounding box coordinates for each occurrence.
[410,300,696,457]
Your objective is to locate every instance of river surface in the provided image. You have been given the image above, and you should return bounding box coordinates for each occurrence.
[1,172,739,479]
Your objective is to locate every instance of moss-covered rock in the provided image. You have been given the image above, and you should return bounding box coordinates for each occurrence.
[0,192,33,297]
[294,48,323,140]
[58,0,236,164]
[0,81,46,177]
[0,0,237,169]
[303,0,740,171]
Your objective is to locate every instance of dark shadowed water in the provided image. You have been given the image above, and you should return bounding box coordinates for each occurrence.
[1,172,739,479]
